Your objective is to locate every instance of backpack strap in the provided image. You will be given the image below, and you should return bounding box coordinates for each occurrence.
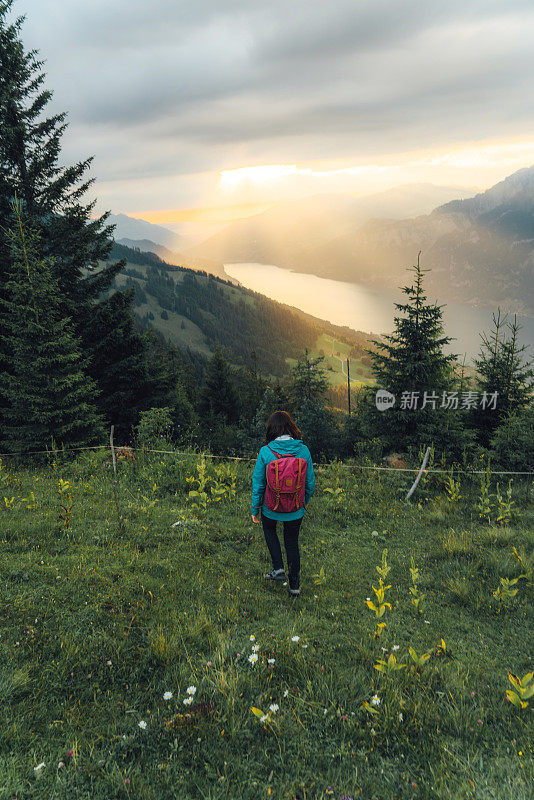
[266,445,282,458]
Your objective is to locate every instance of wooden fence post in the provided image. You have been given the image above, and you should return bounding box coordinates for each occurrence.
[406,446,431,501]
[110,425,117,477]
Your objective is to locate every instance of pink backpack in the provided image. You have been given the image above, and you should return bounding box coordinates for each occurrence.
[264,445,307,513]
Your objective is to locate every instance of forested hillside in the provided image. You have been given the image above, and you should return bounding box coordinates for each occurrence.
[108,243,377,381]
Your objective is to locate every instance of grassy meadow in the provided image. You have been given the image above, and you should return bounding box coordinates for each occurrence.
[0,448,532,800]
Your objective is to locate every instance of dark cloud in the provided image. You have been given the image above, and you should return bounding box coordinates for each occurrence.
[11,0,534,201]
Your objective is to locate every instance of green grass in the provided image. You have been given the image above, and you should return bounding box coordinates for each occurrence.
[0,452,532,799]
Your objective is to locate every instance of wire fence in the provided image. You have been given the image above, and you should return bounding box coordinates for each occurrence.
[1,440,532,476]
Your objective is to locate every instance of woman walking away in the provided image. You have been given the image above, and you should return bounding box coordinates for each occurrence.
[251,411,315,596]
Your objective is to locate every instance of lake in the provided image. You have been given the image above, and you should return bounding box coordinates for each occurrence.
[224,262,534,365]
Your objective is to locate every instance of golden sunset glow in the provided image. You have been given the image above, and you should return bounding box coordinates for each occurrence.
[219,164,303,188]
[126,137,534,228]
[132,202,274,226]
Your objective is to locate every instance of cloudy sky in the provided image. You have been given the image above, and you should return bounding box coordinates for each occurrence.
[13,0,534,224]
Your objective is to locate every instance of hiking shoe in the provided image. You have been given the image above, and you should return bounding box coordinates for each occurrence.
[289,575,300,596]
[265,568,285,581]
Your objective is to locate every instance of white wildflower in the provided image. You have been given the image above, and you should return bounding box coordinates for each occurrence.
[248,653,258,664]
[252,644,260,652]
[371,695,380,706]
[370,728,376,735]
[186,686,197,695]
[34,762,45,773]
[291,635,300,642]
[392,645,400,651]
[183,696,193,705]
[283,689,289,697]
[260,715,268,723]
[163,691,173,700]
[249,635,255,641]
[398,712,403,721]
[267,658,275,664]
[269,704,279,713]
[138,720,147,729]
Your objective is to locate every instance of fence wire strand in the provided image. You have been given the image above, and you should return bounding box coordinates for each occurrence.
[0,442,532,476]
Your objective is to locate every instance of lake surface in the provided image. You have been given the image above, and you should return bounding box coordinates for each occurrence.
[224,262,534,365]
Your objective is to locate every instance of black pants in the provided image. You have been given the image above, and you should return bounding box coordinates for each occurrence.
[261,512,302,582]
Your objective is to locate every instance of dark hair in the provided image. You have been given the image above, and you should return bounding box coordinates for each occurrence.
[265,411,302,444]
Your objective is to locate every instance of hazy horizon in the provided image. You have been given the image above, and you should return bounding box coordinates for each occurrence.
[12,0,534,227]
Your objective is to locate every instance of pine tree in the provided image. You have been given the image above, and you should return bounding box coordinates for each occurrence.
[289,350,329,409]
[0,200,104,453]
[0,2,156,423]
[0,1,121,311]
[199,347,239,424]
[470,309,534,446]
[82,288,167,442]
[364,254,468,457]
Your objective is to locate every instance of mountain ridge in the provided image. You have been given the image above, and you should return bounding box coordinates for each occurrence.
[188,168,534,317]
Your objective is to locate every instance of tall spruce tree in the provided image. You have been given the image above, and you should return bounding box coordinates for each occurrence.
[470,309,534,446]
[199,347,239,424]
[82,288,165,442]
[0,1,157,429]
[289,350,329,408]
[0,200,104,453]
[0,1,120,311]
[364,254,469,458]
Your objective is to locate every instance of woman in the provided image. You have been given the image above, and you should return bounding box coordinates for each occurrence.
[251,411,315,596]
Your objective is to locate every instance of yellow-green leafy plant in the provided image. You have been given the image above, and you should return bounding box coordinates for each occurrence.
[58,478,73,528]
[0,459,11,490]
[512,546,532,586]
[376,548,391,581]
[476,460,493,523]
[3,496,15,509]
[492,577,519,607]
[366,550,392,638]
[409,556,425,614]
[408,647,431,670]
[506,671,533,710]
[251,705,278,728]
[445,467,461,502]
[360,699,379,716]
[313,566,327,585]
[374,653,406,675]
[21,491,37,509]
[496,480,514,525]
[435,638,452,658]
[210,463,237,503]
[138,483,159,514]
[323,459,344,505]
[186,458,210,516]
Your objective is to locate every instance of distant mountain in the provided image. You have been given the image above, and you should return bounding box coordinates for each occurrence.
[189,169,534,317]
[108,213,182,250]
[186,183,476,265]
[117,238,179,262]
[304,166,534,316]
[114,236,229,281]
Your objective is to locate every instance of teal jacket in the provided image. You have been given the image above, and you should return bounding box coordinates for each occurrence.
[251,438,315,521]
